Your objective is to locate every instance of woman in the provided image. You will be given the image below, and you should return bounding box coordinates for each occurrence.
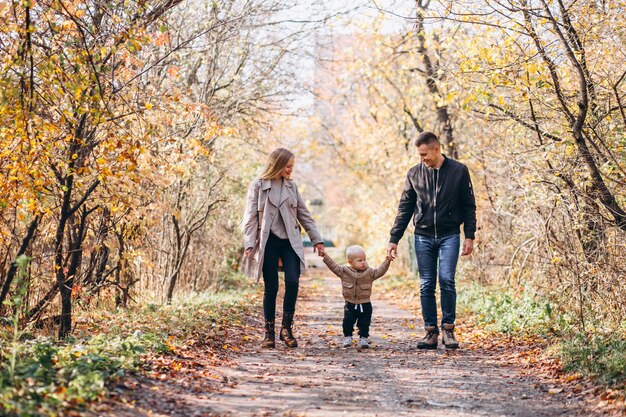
[242,148,324,348]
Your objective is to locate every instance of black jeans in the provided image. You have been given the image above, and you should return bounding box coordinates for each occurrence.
[343,302,373,338]
[262,233,301,321]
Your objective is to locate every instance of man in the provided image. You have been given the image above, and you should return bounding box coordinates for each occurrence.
[387,131,476,349]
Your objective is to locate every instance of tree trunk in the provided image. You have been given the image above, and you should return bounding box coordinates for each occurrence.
[55,211,71,339]
[414,3,458,158]
[0,216,39,313]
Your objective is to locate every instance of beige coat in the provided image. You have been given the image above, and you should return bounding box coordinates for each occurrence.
[241,178,323,281]
[322,254,391,304]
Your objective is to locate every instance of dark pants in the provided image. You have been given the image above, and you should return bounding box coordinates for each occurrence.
[262,233,301,321]
[414,233,460,331]
[343,302,373,338]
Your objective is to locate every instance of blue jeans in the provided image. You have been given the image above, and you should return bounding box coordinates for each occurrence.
[414,233,460,331]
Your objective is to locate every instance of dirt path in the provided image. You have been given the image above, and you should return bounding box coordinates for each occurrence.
[185,273,591,417]
[94,272,597,417]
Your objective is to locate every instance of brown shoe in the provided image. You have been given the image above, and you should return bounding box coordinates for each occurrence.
[417,326,439,349]
[279,311,298,348]
[261,320,275,348]
[442,323,459,349]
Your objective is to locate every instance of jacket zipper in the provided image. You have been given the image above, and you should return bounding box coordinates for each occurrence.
[434,169,439,239]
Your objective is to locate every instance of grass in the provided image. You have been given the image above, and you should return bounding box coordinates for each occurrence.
[561,333,626,388]
[0,334,156,416]
[0,273,259,416]
[456,281,556,335]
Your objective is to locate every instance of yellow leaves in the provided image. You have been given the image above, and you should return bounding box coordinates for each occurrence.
[527,61,540,75]
[145,103,153,110]
[126,38,143,52]
[60,20,76,32]
[564,372,583,382]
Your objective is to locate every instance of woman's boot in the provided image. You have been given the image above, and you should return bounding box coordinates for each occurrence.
[261,320,275,348]
[279,311,298,347]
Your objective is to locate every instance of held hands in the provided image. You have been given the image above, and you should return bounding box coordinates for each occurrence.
[386,243,397,260]
[461,238,474,256]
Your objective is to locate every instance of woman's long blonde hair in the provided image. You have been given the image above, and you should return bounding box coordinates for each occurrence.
[259,148,294,180]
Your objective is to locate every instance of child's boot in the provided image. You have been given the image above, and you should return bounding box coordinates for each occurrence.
[358,337,369,349]
[342,336,352,347]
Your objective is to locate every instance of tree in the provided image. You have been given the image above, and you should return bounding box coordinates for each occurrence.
[0,0,182,338]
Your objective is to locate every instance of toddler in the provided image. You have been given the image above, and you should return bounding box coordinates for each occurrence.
[323,246,393,348]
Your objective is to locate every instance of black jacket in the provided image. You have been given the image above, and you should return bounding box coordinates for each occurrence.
[389,156,476,244]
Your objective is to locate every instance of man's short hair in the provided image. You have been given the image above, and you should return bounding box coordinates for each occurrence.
[345,245,365,260]
[415,131,440,147]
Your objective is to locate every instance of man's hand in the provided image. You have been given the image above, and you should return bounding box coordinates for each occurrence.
[461,238,474,256]
[244,248,253,257]
[387,243,397,260]
[314,243,325,257]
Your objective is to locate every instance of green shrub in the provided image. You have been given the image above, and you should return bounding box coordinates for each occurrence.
[0,285,258,416]
[0,334,155,416]
[561,334,626,387]
[458,282,555,334]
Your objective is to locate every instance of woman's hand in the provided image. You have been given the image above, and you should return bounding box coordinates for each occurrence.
[244,247,253,257]
[314,243,325,257]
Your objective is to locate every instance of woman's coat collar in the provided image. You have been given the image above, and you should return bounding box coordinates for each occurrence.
[261,178,293,206]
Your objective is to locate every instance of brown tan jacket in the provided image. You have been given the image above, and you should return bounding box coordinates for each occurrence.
[241,178,323,281]
[322,253,391,304]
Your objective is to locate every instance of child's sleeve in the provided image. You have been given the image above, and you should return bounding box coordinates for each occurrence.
[322,253,345,278]
[372,258,391,281]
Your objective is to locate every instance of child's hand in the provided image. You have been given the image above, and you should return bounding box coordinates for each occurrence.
[386,254,395,262]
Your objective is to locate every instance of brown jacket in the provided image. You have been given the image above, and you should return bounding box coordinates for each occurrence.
[322,253,391,304]
[241,178,323,281]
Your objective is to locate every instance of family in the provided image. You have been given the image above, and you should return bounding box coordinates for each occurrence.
[241,131,477,350]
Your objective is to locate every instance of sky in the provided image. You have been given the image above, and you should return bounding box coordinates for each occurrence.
[268,0,417,113]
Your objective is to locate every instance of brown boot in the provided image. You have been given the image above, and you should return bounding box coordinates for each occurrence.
[417,326,439,349]
[261,320,275,348]
[442,323,459,349]
[279,311,298,348]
